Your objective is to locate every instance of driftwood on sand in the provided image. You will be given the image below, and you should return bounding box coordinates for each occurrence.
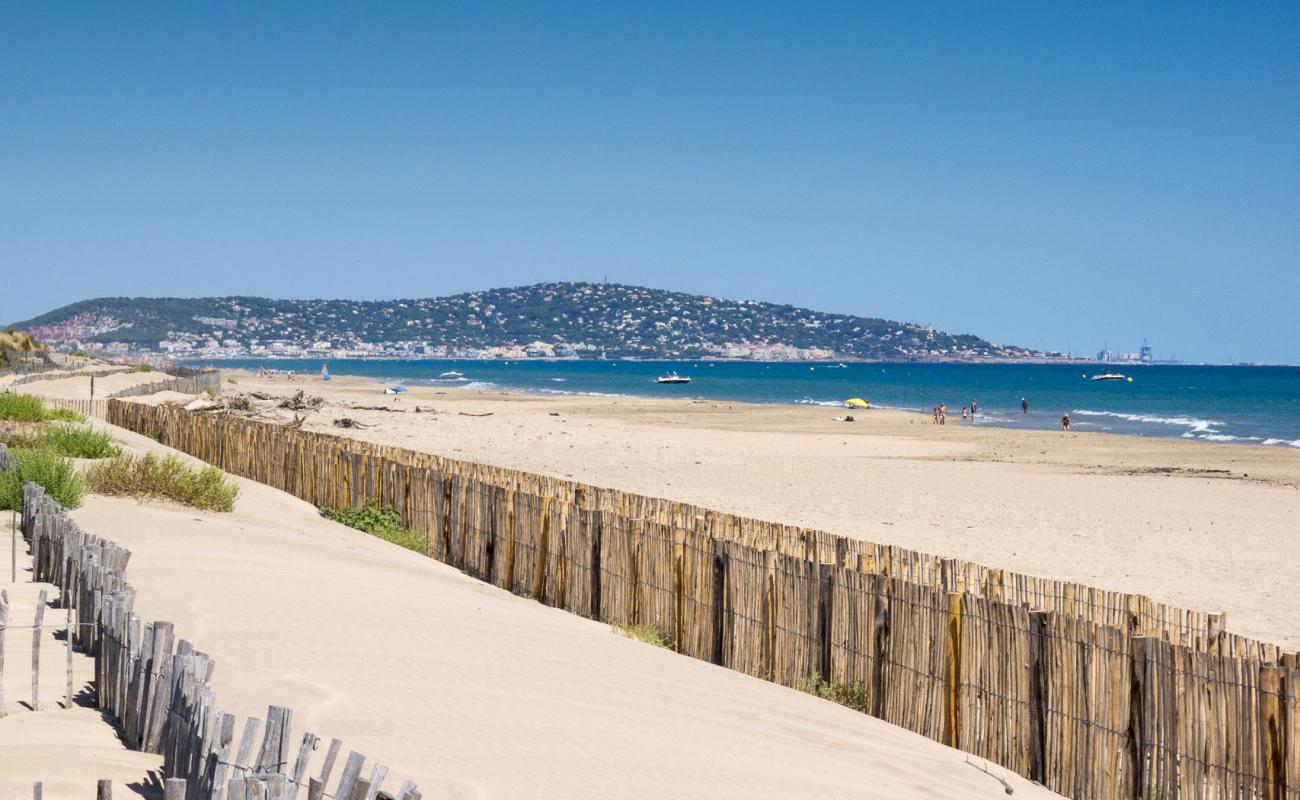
[332,418,373,429]
[181,390,323,424]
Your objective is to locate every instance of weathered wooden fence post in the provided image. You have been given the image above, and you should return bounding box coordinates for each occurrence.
[868,574,889,718]
[1129,635,1153,800]
[817,563,834,681]
[65,600,74,708]
[943,591,962,749]
[1261,665,1286,800]
[32,588,47,711]
[1028,610,1049,785]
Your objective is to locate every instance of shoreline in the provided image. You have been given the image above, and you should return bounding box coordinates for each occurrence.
[300,366,1300,452]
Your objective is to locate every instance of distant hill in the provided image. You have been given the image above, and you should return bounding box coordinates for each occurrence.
[8,282,1049,361]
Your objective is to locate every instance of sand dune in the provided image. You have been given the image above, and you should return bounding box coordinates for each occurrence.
[65,420,1060,799]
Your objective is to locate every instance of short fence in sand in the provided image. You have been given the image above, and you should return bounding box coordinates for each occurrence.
[102,398,1300,800]
[0,473,421,800]
[21,368,221,420]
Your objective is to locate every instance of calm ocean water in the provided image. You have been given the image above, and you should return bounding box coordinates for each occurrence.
[198,359,1300,449]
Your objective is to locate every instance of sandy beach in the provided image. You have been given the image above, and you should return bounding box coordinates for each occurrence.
[223,370,1300,649]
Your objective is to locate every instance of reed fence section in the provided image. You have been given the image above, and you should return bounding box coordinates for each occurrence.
[108,369,221,399]
[6,479,421,800]
[105,399,1300,800]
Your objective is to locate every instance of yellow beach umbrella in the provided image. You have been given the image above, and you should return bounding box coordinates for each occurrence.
[844,397,870,409]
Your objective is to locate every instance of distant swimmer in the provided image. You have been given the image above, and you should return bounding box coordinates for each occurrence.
[1061,413,1071,431]
[1021,397,1029,414]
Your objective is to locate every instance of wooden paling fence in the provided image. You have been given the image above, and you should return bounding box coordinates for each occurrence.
[1,365,133,387]
[39,396,109,419]
[104,398,1300,800]
[10,481,420,800]
[108,369,221,399]
[5,367,220,420]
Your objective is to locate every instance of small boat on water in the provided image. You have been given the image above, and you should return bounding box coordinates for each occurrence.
[439,371,464,379]
[1090,373,1132,382]
[656,372,691,384]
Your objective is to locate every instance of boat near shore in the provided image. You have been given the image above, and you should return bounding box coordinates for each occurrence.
[1090,372,1132,382]
[656,371,691,384]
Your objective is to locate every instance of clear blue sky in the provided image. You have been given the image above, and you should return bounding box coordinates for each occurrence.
[2,3,1296,362]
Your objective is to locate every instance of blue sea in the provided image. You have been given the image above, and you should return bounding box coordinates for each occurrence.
[195,359,1300,449]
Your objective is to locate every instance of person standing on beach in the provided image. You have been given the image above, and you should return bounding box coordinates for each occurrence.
[962,405,969,422]
[1022,397,1028,414]
[971,398,978,417]
[1061,413,1070,431]
[932,407,939,424]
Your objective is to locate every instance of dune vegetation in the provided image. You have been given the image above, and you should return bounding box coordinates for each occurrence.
[86,453,239,512]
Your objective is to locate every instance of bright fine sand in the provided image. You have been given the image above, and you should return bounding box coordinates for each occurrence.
[68,422,1058,800]
[226,371,1300,649]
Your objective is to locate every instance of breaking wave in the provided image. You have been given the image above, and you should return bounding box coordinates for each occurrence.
[1072,409,1223,435]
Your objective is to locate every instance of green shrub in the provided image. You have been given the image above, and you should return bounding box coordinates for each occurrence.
[45,407,85,422]
[86,453,238,512]
[795,673,871,713]
[0,393,49,422]
[37,425,120,459]
[131,363,155,373]
[0,393,84,423]
[320,501,426,553]
[1,422,118,459]
[612,623,674,649]
[0,449,85,510]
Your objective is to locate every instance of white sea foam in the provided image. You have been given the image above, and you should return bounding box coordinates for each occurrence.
[534,387,632,399]
[1196,434,1263,443]
[1072,409,1222,434]
[794,398,844,407]
[461,381,497,390]
[550,377,568,382]
[1263,438,1300,449]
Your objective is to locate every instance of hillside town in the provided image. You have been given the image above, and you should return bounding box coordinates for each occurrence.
[12,282,1063,362]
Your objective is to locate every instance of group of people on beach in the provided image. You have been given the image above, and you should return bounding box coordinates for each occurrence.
[256,367,300,381]
[929,396,1069,431]
[931,398,979,425]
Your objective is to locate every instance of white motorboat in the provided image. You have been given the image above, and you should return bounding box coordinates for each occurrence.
[655,371,691,384]
[439,371,464,379]
[1090,373,1131,382]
